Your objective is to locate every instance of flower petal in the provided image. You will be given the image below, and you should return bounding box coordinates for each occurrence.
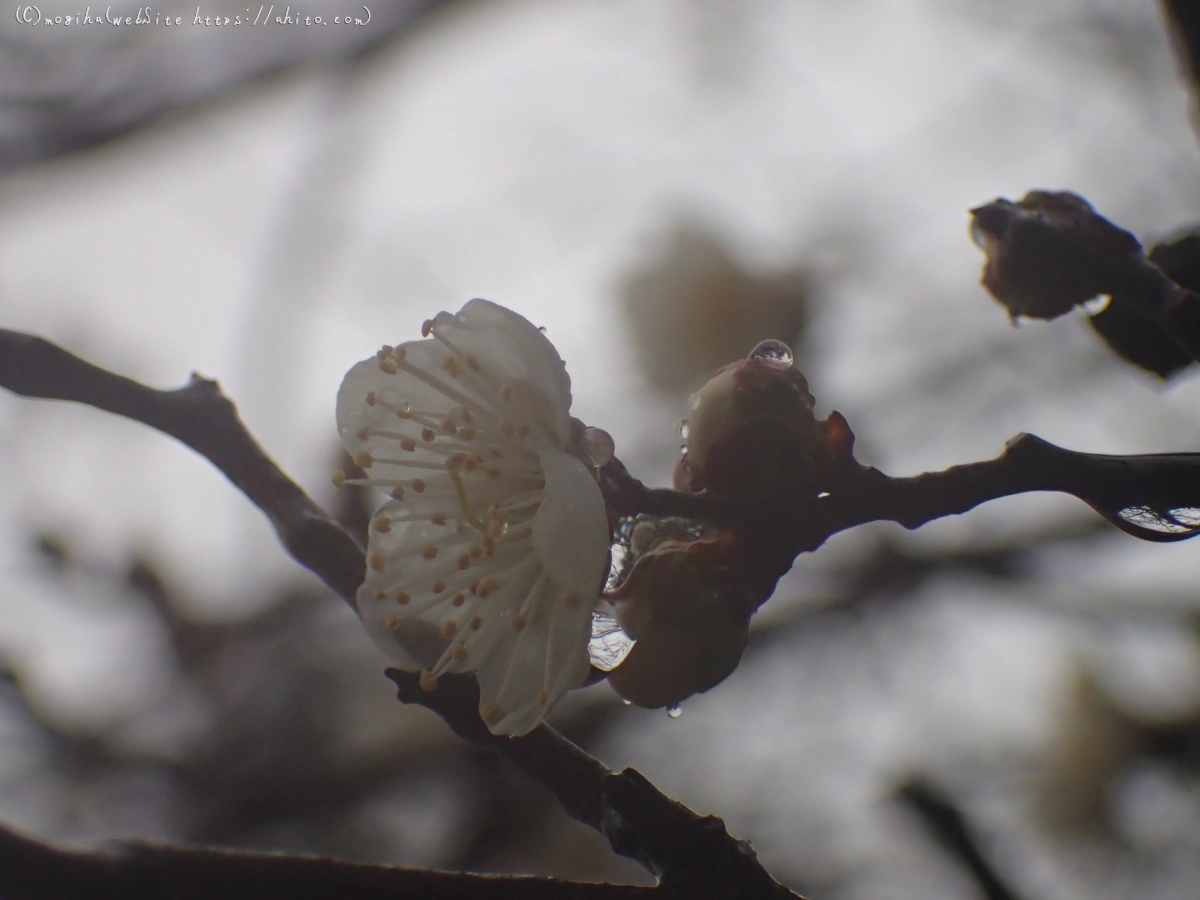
[533,446,610,602]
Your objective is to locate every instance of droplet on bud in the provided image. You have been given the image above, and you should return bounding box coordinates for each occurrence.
[748,339,794,365]
[674,419,689,441]
[583,426,615,467]
[666,705,682,719]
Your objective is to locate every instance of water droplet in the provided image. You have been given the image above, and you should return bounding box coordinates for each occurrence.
[748,339,794,365]
[583,426,615,467]
[674,419,689,441]
[589,611,636,671]
[666,705,682,719]
[622,699,633,707]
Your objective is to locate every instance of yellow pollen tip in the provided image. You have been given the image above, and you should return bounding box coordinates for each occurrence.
[412,479,427,493]
[477,575,501,598]
[421,427,437,443]
[480,700,503,723]
[422,545,439,560]
[385,615,404,631]
[378,358,398,375]
[459,425,477,440]
[536,688,549,710]
[400,438,417,452]
[431,513,448,526]
[446,454,464,473]
[470,615,483,630]
[452,592,466,606]
[452,645,468,662]
[419,669,437,691]
[390,486,406,500]
[441,620,457,638]
[357,428,370,441]
[331,469,346,489]
[354,451,374,469]
[509,614,528,632]
[432,580,446,594]
[368,553,385,572]
[396,591,411,605]
[372,517,392,533]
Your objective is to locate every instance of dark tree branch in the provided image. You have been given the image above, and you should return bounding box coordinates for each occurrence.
[387,669,802,900]
[0,329,365,606]
[897,779,1028,900]
[0,819,657,900]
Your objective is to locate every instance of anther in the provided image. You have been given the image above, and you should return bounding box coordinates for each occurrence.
[331,469,346,489]
[442,416,458,436]
[466,355,480,371]
[441,620,457,638]
[422,545,439,560]
[365,391,377,406]
[419,669,437,691]
[422,427,437,443]
[357,428,370,441]
[470,615,483,630]
[464,458,479,472]
[509,614,528,632]
[396,591,411,605]
[432,580,446,594]
[385,615,404,631]
[480,701,503,723]
[452,645,468,662]
[452,592,466,606]
[390,486,406,500]
[536,688,549,710]
[431,513,448,526]
[459,425,477,440]
[442,357,462,379]
[421,319,434,337]
[368,553,385,572]
[412,479,427,493]
[372,590,386,601]
[400,438,417,452]
[477,576,501,598]
[498,421,515,439]
[457,553,471,570]
[372,517,392,533]
[378,357,398,375]
[354,450,374,469]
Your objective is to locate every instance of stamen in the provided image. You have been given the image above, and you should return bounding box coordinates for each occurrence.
[536,688,549,710]
[390,486,406,500]
[509,614,528,632]
[385,615,404,631]
[419,669,437,691]
[452,592,467,606]
[354,451,374,469]
[470,615,483,630]
[421,319,434,337]
[453,645,468,662]
[432,580,447,594]
[396,591,411,605]
[422,545,439,560]
[459,425,477,440]
[441,620,457,638]
[477,575,501,598]
[372,590,386,601]
[372,517,392,533]
[457,553,471,570]
[422,427,437,443]
[431,513,448,526]
[331,469,346,489]
[480,700,503,723]
[442,356,462,379]
[412,479,427,493]
[365,391,376,406]
[400,438,417,452]
[447,467,488,531]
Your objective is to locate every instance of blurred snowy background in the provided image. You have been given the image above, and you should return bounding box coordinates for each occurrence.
[3,0,1200,896]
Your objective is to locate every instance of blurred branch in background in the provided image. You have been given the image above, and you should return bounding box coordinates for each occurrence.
[0,0,464,175]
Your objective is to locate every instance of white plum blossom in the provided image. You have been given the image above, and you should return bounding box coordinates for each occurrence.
[334,300,611,735]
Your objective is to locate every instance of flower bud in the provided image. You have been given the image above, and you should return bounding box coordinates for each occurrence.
[606,536,751,709]
[684,351,819,499]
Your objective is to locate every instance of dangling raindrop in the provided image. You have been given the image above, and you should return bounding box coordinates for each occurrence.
[589,610,636,671]
[748,339,794,365]
[583,426,615,467]
[674,419,689,441]
[666,705,682,719]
